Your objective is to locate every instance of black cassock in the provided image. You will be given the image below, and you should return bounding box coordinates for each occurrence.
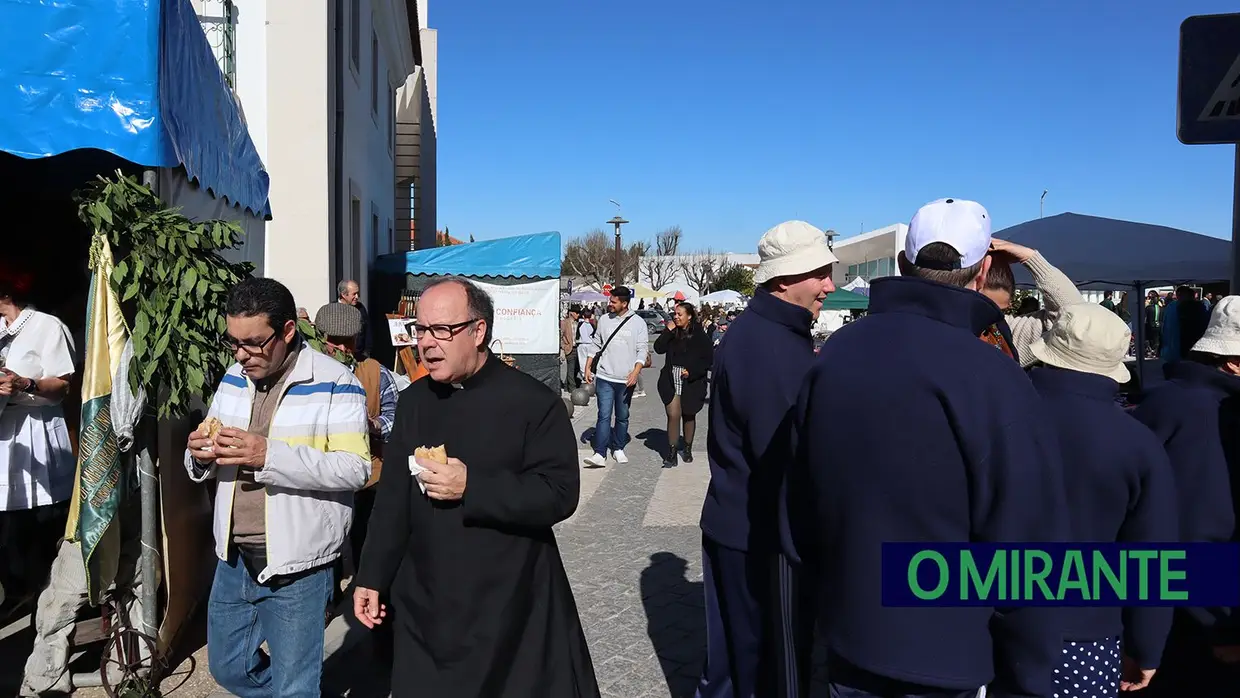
[355,355,600,698]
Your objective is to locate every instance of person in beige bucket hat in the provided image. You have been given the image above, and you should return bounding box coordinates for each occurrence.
[1132,295,1240,694]
[1026,303,1134,383]
[1027,303,1177,693]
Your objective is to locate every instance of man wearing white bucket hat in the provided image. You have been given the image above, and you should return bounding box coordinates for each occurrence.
[697,220,836,698]
[786,198,1070,698]
[1026,304,1177,695]
[1133,295,1240,695]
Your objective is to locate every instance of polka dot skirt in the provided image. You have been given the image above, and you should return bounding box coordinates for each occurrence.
[1053,638,1121,698]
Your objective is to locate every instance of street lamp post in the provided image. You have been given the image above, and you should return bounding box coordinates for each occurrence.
[1040,190,1048,219]
[608,214,628,287]
[825,229,837,251]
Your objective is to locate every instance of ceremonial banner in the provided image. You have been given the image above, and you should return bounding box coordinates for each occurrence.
[473,279,560,354]
[66,233,130,604]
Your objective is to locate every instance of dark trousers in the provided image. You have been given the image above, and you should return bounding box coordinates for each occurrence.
[1141,614,1240,697]
[565,351,581,390]
[697,535,783,698]
[828,660,980,698]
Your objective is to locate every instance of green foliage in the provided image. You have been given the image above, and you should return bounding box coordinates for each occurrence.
[713,264,755,296]
[297,318,357,369]
[76,171,254,419]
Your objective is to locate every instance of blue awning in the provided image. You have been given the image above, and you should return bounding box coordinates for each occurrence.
[0,0,270,217]
[374,232,562,278]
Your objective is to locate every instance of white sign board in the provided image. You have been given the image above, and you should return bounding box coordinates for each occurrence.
[473,279,560,354]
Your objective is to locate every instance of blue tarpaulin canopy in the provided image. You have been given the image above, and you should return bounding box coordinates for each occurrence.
[996,213,1230,287]
[374,232,562,278]
[0,0,270,216]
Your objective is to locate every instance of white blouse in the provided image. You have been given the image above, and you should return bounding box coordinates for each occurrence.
[0,308,77,406]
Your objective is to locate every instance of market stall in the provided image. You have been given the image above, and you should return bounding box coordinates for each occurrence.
[372,232,563,392]
[0,0,270,690]
[996,212,1231,389]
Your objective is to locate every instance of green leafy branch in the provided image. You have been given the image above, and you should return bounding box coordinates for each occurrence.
[297,318,357,370]
[75,171,255,419]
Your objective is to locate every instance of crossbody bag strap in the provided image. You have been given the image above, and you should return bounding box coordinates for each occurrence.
[588,313,636,373]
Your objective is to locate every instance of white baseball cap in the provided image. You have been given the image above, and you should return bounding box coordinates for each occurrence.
[1191,296,1240,357]
[904,198,992,270]
[1027,303,1133,383]
[753,220,839,285]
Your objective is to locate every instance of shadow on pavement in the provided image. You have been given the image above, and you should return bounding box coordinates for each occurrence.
[640,552,704,698]
[633,428,669,457]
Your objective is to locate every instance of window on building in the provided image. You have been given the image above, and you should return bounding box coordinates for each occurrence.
[387,219,394,253]
[371,30,379,117]
[371,207,381,260]
[350,196,362,282]
[388,84,395,155]
[349,0,360,72]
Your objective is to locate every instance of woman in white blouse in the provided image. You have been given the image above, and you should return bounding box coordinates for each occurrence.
[0,268,77,603]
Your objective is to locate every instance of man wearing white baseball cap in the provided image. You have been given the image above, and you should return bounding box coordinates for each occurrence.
[1133,295,1240,695]
[785,198,1070,698]
[698,220,836,698]
[1026,304,1176,694]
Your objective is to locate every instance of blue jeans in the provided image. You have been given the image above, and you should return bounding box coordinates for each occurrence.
[206,554,334,698]
[593,377,633,456]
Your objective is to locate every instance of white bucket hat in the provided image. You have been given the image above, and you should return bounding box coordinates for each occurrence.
[753,221,839,285]
[1027,303,1132,383]
[1191,295,1240,357]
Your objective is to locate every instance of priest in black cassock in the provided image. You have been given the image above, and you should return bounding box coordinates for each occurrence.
[353,277,600,698]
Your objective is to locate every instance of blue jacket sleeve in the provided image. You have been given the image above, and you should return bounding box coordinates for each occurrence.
[1132,399,1239,642]
[1118,444,1178,668]
[970,417,1071,698]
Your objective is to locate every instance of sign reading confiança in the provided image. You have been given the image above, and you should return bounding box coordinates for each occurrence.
[881,543,1240,607]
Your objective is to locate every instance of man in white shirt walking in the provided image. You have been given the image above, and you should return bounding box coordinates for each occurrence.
[584,286,648,466]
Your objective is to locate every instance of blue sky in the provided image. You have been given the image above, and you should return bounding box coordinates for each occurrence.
[432,0,1239,252]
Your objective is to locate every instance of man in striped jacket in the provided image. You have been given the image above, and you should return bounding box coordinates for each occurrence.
[184,277,371,698]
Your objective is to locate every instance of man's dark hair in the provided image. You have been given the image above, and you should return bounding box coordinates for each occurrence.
[226,277,298,332]
[897,243,984,288]
[983,257,1015,296]
[423,276,495,346]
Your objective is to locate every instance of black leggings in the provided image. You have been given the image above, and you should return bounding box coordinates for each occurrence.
[665,396,697,451]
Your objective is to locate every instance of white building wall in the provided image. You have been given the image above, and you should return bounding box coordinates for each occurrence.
[830,224,907,286]
[223,0,414,312]
[636,253,761,295]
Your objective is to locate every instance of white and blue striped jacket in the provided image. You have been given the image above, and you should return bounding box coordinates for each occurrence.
[183,343,371,582]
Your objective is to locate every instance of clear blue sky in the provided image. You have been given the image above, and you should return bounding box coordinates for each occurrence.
[432,0,1239,252]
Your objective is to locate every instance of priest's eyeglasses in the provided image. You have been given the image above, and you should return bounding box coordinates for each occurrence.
[411,319,479,341]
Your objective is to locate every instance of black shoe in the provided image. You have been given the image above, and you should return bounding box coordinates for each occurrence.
[662,451,678,468]
[681,443,694,463]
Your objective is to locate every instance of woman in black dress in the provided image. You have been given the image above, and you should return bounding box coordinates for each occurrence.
[653,302,713,467]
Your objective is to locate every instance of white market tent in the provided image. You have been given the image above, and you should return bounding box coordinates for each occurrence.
[699,289,746,304]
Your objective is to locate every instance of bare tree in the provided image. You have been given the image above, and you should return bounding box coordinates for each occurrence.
[656,225,682,256]
[624,241,648,286]
[680,250,727,295]
[562,230,648,287]
[638,226,682,290]
[561,229,613,288]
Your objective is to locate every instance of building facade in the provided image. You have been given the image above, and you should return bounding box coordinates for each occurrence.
[830,223,908,286]
[194,0,437,310]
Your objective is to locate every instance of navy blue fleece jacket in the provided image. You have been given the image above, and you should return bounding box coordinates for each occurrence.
[785,276,1071,697]
[702,286,815,553]
[1132,359,1240,644]
[1030,367,1177,667]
